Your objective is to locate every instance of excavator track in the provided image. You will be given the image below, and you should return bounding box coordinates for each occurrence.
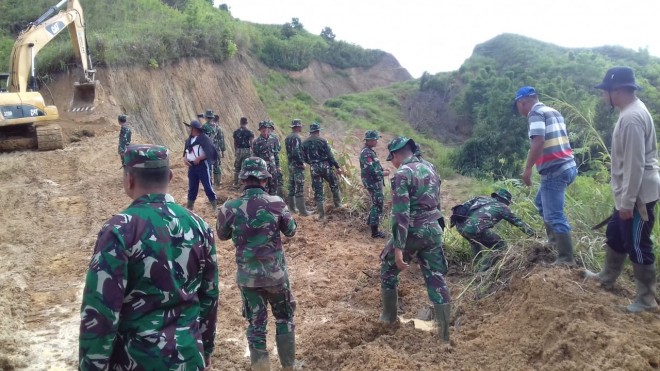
[36,124,64,150]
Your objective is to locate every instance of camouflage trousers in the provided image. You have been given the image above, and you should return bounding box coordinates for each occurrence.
[380,223,451,304]
[366,184,384,226]
[456,228,505,257]
[267,168,282,196]
[310,162,340,202]
[288,165,305,197]
[234,147,252,175]
[240,283,296,350]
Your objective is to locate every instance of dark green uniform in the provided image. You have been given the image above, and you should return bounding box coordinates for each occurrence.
[233,125,254,185]
[301,135,340,203]
[360,145,386,226]
[285,131,305,197]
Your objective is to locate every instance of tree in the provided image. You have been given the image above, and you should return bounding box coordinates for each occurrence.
[281,22,296,39]
[320,27,335,42]
[291,17,303,30]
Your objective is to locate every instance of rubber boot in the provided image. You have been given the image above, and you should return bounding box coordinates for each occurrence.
[583,246,626,289]
[275,333,296,371]
[295,196,311,216]
[233,172,240,188]
[379,288,398,324]
[553,232,576,266]
[249,347,270,371]
[210,199,217,213]
[277,185,285,199]
[316,200,325,220]
[433,303,451,342]
[185,200,194,211]
[332,190,342,208]
[544,222,556,248]
[287,195,297,213]
[371,225,386,239]
[214,173,221,187]
[626,263,659,313]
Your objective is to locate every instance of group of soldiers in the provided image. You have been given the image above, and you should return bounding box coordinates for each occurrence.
[90,65,658,370]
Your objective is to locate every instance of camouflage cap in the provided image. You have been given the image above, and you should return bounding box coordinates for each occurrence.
[258,120,269,129]
[266,120,275,129]
[118,114,127,123]
[123,144,170,169]
[491,188,512,205]
[239,156,272,180]
[386,136,416,161]
[309,122,322,133]
[205,109,214,118]
[364,130,380,141]
[290,119,302,128]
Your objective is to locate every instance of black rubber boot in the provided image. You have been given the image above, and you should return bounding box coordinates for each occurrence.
[249,347,270,371]
[433,303,451,342]
[316,200,325,220]
[583,246,626,289]
[210,200,217,213]
[371,225,386,238]
[626,263,659,313]
[544,222,556,248]
[553,232,576,266]
[287,195,297,213]
[332,190,342,208]
[233,172,240,188]
[276,333,296,371]
[295,196,311,216]
[379,288,398,324]
[213,173,221,186]
[185,200,194,210]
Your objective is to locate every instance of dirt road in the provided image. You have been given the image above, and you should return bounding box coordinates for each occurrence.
[1,124,659,370]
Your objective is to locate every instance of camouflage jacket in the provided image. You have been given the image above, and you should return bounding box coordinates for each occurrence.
[217,186,297,287]
[118,124,132,155]
[79,194,219,370]
[213,124,226,152]
[233,126,254,149]
[359,146,385,188]
[202,121,216,139]
[268,133,282,167]
[456,196,534,236]
[301,136,340,168]
[252,135,276,169]
[390,156,442,250]
[285,132,305,168]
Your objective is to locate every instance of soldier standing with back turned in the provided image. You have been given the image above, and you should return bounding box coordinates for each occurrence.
[117,114,131,165]
[301,122,343,219]
[359,130,390,238]
[233,117,254,188]
[285,119,311,216]
[267,121,284,198]
[252,121,278,195]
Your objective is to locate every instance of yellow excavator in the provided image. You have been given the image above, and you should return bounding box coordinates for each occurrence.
[0,0,99,151]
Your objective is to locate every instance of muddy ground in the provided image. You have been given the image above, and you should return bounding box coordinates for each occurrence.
[1,120,659,371]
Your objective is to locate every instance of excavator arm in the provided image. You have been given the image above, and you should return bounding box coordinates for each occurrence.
[8,0,97,109]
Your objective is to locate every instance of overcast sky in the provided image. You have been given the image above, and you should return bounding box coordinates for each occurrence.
[222,0,659,78]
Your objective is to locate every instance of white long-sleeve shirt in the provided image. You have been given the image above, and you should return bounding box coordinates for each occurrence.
[610,98,660,210]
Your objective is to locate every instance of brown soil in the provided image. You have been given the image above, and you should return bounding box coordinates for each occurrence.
[1,120,660,371]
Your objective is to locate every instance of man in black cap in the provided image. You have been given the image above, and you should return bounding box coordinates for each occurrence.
[183,120,218,212]
[117,114,132,165]
[585,66,660,313]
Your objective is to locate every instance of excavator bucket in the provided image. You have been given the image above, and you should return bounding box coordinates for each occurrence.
[69,80,99,112]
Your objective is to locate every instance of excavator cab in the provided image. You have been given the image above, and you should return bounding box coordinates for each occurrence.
[0,73,8,92]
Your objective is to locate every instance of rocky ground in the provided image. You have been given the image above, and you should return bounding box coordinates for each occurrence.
[1,120,659,371]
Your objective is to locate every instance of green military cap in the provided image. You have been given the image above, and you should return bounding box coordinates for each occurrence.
[491,188,512,205]
[258,120,269,129]
[386,136,416,161]
[309,122,322,133]
[364,130,381,141]
[205,109,214,118]
[239,156,272,180]
[118,114,128,123]
[290,119,302,128]
[266,120,275,129]
[123,144,170,169]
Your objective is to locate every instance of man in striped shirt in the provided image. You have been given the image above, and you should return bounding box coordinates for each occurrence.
[514,86,578,265]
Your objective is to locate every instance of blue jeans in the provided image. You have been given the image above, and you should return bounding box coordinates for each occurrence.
[535,166,577,234]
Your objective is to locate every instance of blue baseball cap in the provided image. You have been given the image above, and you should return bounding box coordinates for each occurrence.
[512,86,537,113]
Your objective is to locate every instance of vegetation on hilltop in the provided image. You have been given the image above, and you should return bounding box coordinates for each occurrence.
[0,0,385,76]
[420,34,660,179]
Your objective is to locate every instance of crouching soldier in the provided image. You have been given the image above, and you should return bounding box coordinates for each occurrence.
[452,189,535,271]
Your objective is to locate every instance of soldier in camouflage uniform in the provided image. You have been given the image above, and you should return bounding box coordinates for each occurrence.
[212,113,226,186]
[79,144,219,370]
[359,130,390,238]
[233,117,254,188]
[217,157,297,371]
[454,189,535,271]
[252,121,278,195]
[117,114,131,165]
[379,136,451,342]
[285,119,311,216]
[301,122,343,219]
[267,121,285,198]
